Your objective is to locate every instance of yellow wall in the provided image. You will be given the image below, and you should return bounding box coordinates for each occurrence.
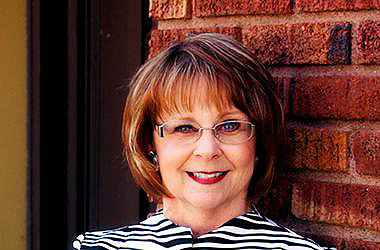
[0,0,27,249]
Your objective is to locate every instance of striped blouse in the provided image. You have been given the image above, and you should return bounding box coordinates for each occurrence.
[73,208,335,250]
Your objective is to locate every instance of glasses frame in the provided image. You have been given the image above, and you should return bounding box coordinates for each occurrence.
[154,120,255,145]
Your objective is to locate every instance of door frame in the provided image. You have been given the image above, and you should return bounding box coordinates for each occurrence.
[28,0,151,249]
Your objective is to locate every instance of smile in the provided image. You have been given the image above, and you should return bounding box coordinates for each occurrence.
[186,171,228,185]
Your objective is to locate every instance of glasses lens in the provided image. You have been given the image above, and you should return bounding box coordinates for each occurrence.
[215,121,254,144]
[161,120,200,143]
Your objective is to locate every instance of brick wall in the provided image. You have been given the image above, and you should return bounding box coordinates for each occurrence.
[147,0,380,249]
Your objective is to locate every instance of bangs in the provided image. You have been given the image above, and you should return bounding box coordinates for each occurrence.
[150,67,235,120]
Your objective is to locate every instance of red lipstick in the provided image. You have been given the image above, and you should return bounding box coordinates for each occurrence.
[187,171,228,185]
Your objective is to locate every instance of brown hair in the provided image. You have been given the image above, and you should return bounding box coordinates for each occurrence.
[122,33,286,201]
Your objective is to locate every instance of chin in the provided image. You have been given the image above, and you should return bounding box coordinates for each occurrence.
[184,193,231,211]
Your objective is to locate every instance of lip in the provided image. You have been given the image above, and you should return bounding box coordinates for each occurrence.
[186,171,229,185]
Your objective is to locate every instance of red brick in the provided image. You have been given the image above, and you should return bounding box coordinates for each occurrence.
[149,0,191,20]
[301,233,345,250]
[352,130,380,176]
[358,21,380,64]
[293,76,380,120]
[347,239,380,249]
[296,0,380,12]
[273,77,292,115]
[287,125,348,172]
[148,27,242,58]
[243,23,351,65]
[302,233,380,249]
[292,181,380,231]
[194,0,292,17]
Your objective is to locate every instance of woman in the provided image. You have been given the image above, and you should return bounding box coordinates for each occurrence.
[74,33,334,249]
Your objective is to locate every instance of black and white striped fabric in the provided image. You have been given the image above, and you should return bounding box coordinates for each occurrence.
[73,208,335,250]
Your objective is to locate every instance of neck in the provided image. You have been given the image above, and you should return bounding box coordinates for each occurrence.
[162,198,251,238]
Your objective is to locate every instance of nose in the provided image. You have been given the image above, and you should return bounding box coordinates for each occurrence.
[193,128,221,160]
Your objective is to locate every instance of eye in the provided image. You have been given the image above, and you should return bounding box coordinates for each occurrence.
[218,121,240,133]
[174,125,197,134]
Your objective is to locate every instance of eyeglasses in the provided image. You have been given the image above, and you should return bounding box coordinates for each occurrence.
[154,120,255,145]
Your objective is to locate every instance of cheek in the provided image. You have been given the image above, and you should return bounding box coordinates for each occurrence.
[153,132,169,158]
[238,141,256,185]
[153,133,191,169]
[222,143,255,201]
[225,140,256,174]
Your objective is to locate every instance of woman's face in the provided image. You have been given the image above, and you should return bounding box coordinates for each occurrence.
[153,90,256,213]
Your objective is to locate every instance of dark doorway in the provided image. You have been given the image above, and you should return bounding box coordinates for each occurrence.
[29,0,151,249]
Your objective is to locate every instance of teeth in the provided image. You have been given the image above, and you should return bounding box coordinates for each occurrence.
[192,172,225,179]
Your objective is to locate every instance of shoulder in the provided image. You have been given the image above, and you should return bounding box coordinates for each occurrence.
[73,212,168,250]
[211,210,334,250]
[72,226,132,250]
[226,209,336,250]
